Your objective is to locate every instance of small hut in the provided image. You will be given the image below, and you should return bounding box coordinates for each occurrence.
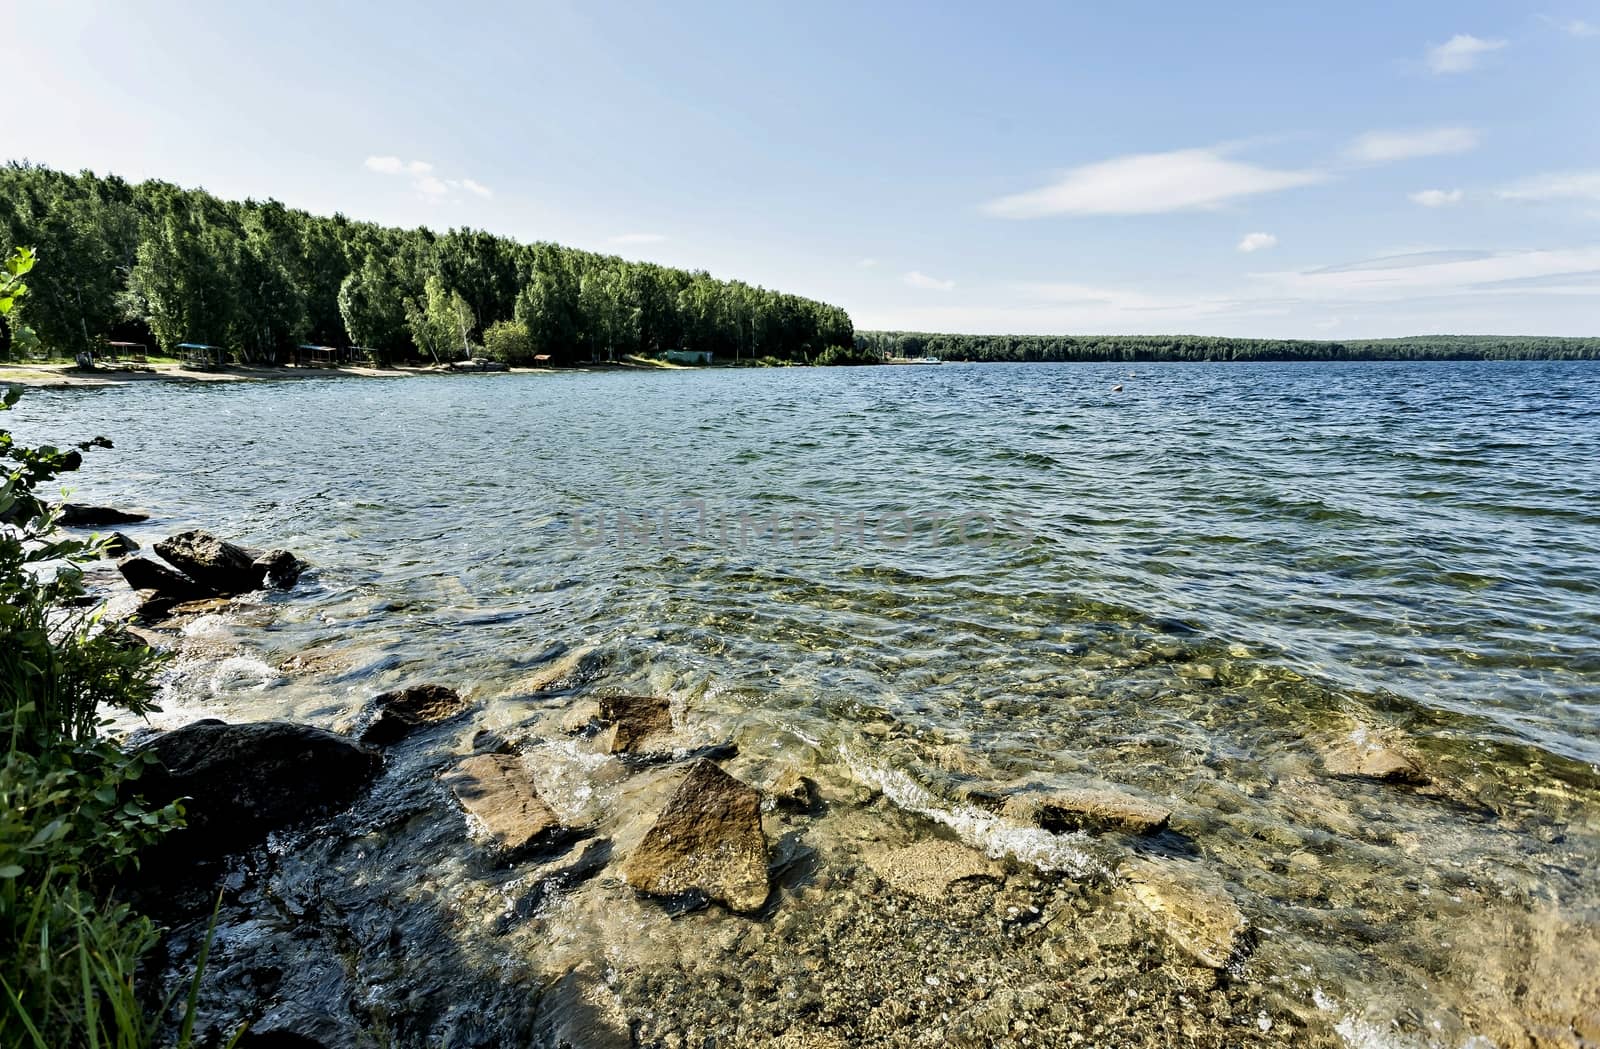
[296,344,341,368]
[176,343,226,369]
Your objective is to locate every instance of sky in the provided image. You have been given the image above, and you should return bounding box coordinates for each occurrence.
[5,1,1599,338]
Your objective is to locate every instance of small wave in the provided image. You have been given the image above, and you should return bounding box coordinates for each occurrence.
[207,655,284,694]
[839,744,1105,878]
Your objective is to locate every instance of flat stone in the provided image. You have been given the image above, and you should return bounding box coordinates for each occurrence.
[1323,742,1428,785]
[441,753,562,853]
[863,839,1003,902]
[621,759,769,912]
[597,694,673,753]
[355,683,469,745]
[1117,857,1250,969]
[1005,787,1172,835]
[56,503,149,526]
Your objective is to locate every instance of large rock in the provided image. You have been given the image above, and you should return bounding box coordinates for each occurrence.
[355,683,469,745]
[863,839,1004,903]
[1117,857,1250,969]
[100,531,140,558]
[441,754,564,853]
[621,759,769,912]
[1005,787,1172,835]
[117,554,210,601]
[56,503,149,526]
[155,529,264,595]
[597,694,673,754]
[254,548,305,590]
[136,720,383,857]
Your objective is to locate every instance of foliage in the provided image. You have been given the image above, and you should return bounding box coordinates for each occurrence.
[0,246,217,1047]
[480,318,533,364]
[856,330,1600,363]
[1,162,854,365]
[811,344,879,366]
[0,246,40,360]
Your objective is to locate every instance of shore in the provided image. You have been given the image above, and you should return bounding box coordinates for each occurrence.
[0,355,699,388]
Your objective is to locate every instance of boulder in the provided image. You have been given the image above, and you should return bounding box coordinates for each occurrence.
[441,753,564,853]
[597,694,673,754]
[100,531,140,558]
[621,759,769,912]
[863,839,1004,903]
[117,555,210,601]
[1117,857,1250,969]
[136,720,383,857]
[1005,787,1172,835]
[155,529,264,594]
[254,548,305,590]
[56,503,149,526]
[354,683,468,745]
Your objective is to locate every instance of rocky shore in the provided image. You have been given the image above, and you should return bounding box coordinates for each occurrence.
[53,510,1598,1049]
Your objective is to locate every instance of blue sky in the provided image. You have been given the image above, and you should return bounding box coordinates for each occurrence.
[6,1,1598,337]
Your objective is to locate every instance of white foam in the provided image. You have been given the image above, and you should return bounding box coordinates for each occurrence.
[840,744,1105,878]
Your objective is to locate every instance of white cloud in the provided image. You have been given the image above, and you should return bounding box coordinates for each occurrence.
[453,178,493,199]
[364,155,406,174]
[1237,232,1278,253]
[1562,19,1598,37]
[981,147,1324,218]
[903,270,956,291]
[1410,188,1464,207]
[1255,246,1600,300]
[365,156,490,201]
[608,233,667,245]
[1426,34,1507,73]
[415,175,448,197]
[857,257,880,268]
[1344,126,1480,163]
[1496,171,1600,203]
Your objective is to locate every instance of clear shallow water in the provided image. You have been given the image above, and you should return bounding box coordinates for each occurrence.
[15,361,1600,1047]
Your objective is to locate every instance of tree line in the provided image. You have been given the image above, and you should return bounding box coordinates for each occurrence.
[0,163,854,365]
[857,331,1600,362]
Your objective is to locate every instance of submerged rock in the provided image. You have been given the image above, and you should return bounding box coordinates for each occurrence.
[155,529,264,595]
[621,759,769,912]
[355,683,469,745]
[863,839,1004,903]
[1117,857,1250,970]
[1322,739,1428,785]
[1005,787,1173,835]
[767,765,817,813]
[254,548,305,590]
[441,753,564,854]
[136,720,383,857]
[117,554,209,601]
[597,693,673,754]
[56,502,149,526]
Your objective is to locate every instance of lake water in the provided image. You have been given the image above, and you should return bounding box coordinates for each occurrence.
[14,361,1600,1047]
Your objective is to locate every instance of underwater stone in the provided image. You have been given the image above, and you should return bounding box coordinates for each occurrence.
[442,753,563,853]
[1117,857,1250,970]
[622,759,770,913]
[597,693,674,753]
[356,683,469,745]
[864,839,1004,903]
[1005,787,1173,835]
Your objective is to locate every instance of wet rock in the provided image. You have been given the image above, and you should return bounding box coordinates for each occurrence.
[621,759,770,912]
[155,529,264,594]
[1005,787,1172,835]
[355,683,469,745]
[56,502,149,526]
[597,693,673,753]
[1322,740,1428,785]
[117,555,209,601]
[441,753,563,854]
[1117,857,1250,969]
[136,720,383,858]
[767,765,817,812]
[863,839,1004,903]
[100,531,140,557]
[254,548,304,590]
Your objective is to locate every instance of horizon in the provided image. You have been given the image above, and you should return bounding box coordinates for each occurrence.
[6,2,1599,340]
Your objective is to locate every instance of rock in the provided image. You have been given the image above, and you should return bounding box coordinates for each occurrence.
[863,839,1004,903]
[116,555,210,601]
[136,720,383,857]
[1323,741,1428,785]
[354,683,468,745]
[155,529,264,594]
[621,759,769,912]
[56,503,149,526]
[254,548,304,590]
[597,694,673,753]
[767,765,816,812]
[100,531,139,557]
[441,753,564,854]
[1005,787,1172,835]
[1117,857,1250,969]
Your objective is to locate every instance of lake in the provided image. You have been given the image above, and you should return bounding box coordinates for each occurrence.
[14,360,1600,1047]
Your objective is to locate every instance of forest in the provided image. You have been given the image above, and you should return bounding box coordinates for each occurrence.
[0,163,855,365]
[856,331,1600,363]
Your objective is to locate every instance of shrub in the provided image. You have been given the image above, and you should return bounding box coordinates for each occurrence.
[481,319,533,364]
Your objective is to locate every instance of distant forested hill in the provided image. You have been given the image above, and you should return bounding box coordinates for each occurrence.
[857,331,1600,363]
[0,163,853,364]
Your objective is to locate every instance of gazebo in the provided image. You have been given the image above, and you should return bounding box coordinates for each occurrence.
[177,343,225,369]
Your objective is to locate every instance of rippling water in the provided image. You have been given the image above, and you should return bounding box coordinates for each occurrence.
[15,361,1600,1047]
